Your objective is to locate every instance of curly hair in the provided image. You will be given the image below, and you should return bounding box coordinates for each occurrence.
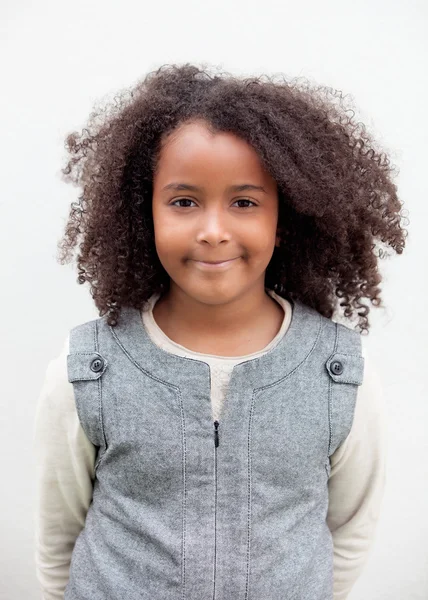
[57,62,408,333]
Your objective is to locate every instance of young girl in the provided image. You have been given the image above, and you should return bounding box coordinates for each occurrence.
[33,63,406,600]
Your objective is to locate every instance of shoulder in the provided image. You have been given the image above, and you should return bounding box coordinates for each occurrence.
[331,339,387,464]
[358,339,386,417]
[34,334,76,428]
[69,315,105,342]
[66,313,114,362]
[294,299,363,346]
[43,334,71,396]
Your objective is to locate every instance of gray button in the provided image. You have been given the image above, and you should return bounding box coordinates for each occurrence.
[331,360,343,375]
[90,357,104,372]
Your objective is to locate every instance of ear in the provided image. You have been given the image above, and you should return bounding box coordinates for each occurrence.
[275,227,283,248]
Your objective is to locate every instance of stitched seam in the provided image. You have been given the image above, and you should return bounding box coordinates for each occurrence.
[109,326,180,391]
[95,320,108,470]
[178,387,187,600]
[326,323,339,473]
[326,373,333,478]
[109,322,186,593]
[245,390,255,600]
[70,376,102,382]
[71,351,102,356]
[329,378,362,385]
[254,314,324,393]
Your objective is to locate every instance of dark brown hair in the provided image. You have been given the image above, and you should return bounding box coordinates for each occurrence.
[57,63,408,333]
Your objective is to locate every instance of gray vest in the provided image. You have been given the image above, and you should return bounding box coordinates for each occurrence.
[65,298,364,600]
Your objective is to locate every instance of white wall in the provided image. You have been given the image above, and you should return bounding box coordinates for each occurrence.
[1,0,427,598]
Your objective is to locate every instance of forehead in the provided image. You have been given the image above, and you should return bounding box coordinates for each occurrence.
[155,121,274,185]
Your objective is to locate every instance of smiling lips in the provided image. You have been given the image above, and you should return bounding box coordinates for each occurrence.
[192,257,240,268]
[196,258,237,264]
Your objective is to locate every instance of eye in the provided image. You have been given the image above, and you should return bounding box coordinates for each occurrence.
[170,198,257,208]
[233,199,257,208]
[170,198,197,208]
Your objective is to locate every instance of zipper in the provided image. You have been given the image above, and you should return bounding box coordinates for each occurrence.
[214,420,220,448]
[213,420,219,599]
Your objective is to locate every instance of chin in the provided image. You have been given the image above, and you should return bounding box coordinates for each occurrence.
[177,281,250,306]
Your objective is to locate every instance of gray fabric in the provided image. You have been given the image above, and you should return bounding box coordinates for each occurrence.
[65,297,364,600]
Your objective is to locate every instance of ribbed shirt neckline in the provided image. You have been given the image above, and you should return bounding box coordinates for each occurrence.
[141,288,293,362]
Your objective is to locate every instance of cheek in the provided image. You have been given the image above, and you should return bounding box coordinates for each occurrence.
[154,221,186,255]
[155,239,192,277]
[246,223,277,254]
[246,230,277,268]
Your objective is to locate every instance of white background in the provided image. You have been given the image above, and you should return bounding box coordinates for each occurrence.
[1,0,427,598]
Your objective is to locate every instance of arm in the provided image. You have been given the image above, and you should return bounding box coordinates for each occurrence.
[32,335,96,600]
[327,344,387,600]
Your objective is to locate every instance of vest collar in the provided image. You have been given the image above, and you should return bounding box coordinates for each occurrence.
[108,298,321,391]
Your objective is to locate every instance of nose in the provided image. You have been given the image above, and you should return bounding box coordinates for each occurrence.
[195,205,232,246]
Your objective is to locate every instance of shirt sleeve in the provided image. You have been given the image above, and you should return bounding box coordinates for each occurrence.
[327,343,388,600]
[32,334,96,600]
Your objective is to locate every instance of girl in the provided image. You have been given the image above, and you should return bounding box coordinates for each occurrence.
[33,63,406,600]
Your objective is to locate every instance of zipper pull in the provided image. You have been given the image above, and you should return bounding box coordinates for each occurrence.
[214,420,219,448]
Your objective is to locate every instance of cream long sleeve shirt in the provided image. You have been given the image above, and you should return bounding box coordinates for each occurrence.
[33,291,387,600]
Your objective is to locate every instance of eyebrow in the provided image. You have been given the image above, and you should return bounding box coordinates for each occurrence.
[161,183,268,194]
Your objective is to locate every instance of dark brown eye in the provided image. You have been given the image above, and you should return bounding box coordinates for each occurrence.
[170,198,257,208]
[234,199,256,208]
[171,198,196,207]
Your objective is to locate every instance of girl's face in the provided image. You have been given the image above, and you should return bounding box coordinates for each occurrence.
[152,120,280,306]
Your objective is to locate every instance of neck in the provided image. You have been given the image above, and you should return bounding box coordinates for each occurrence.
[152,282,284,354]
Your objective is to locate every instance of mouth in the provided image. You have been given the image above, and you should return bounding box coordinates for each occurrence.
[191,257,240,269]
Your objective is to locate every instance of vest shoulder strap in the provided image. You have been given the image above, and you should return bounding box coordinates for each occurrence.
[325,321,364,385]
[67,318,108,449]
[325,321,365,459]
